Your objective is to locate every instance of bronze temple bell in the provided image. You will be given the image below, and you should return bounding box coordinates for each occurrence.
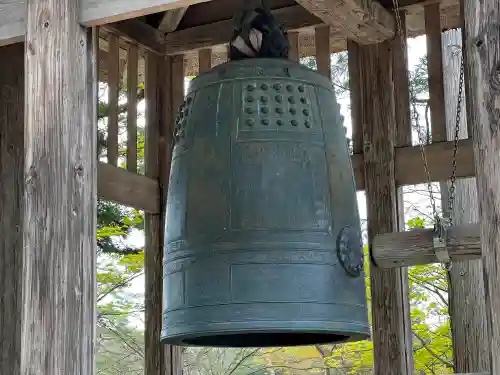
[161,57,370,348]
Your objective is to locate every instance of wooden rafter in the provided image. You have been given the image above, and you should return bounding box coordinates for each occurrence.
[294,0,395,44]
[158,7,189,33]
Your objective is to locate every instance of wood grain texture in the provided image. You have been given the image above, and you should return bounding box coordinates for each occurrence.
[198,48,212,73]
[393,11,412,147]
[144,51,164,375]
[158,7,189,33]
[0,42,24,375]
[127,43,138,173]
[357,41,413,375]
[171,55,185,118]
[315,26,331,78]
[372,223,481,268]
[97,162,159,212]
[288,31,300,62]
[442,27,490,374]
[0,0,210,45]
[347,40,363,154]
[351,138,476,190]
[463,0,500,374]
[294,0,395,43]
[103,20,163,54]
[159,55,183,375]
[391,13,414,373]
[425,3,447,142]
[107,33,119,166]
[164,5,321,55]
[23,2,97,372]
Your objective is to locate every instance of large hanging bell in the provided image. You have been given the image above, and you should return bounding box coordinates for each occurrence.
[161,58,370,348]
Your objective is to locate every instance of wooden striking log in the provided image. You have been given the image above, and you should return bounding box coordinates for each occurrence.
[158,7,189,33]
[372,224,481,268]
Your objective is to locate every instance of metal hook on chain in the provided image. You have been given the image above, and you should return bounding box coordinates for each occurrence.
[433,216,452,270]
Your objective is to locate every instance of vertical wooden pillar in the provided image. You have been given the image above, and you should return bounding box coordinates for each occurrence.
[442,28,489,373]
[463,1,500,374]
[425,3,447,142]
[315,26,331,78]
[144,51,163,375]
[145,52,184,375]
[198,49,212,73]
[392,12,414,374]
[288,31,299,62]
[355,41,413,375]
[0,42,24,375]
[23,0,97,372]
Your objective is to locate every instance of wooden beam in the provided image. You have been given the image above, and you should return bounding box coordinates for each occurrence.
[23,1,97,372]
[356,41,413,375]
[372,224,481,268]
[0,42,24,375]
[463,1,500,374]
[158,7,189,33]
[103,19,164,53]
[97,163,159,212]
[351,138,476,190]
[96,137,474,212]
[0,0,212,45]
[294,0,395,44]
[164,5,321,54]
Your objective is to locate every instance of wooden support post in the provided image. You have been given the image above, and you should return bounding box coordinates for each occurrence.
[315,26,331,78]
[0,42,24,375]
[392,11,414,373]
[198,48,212,73]
[23,0,97,372]
[166,54,185,375]
[144,51,169,375]
[425,3,447,142]
[107,33,120,166]
[372,223,481,268]
[463,1,500,374]
[356,41,413,375]
[127,43,139,173]
[288,31,299,62]
[347,40,363,154]
[146,53,184,375]
[442,28,489,373]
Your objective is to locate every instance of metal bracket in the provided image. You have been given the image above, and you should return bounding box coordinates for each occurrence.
[433,218,451,266]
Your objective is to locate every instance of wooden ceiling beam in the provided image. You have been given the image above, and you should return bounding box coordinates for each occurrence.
[294,0,396,44]
[158,7,189,33]
[164,4,323,54]
[0,0,211,46]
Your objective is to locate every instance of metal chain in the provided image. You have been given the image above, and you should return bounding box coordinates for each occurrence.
[391,0,464,270]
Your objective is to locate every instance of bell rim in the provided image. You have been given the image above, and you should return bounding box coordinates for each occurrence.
[161,321,370,348]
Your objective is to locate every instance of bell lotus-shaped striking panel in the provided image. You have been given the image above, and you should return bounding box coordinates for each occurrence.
[161,58,369,348]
